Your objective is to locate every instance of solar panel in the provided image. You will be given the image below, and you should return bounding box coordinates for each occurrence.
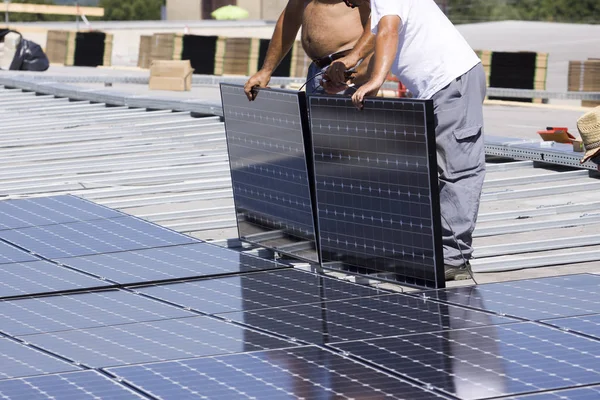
[221,84,319,262]
[0,338,79,380]
[0,289,194,337]
[219,293,515,345]
[135,268,387,315]
[23,316,296,368]
[543,314,600,341]
[107,346,448,400]
[308,95,444,288]
[0,371,145,399]
[58,243,285,284]
[415,274,600,320]
[332,322,600,400]
[0,195,122,231]
[0,241,38,264]
[0,260,108,299]
[0,216,199,259]
[501,386,600,399]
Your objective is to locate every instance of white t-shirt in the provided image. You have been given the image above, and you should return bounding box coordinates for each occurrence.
[371,0,480,99]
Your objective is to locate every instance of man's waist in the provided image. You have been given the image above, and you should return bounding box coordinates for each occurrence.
[312,49,352,69]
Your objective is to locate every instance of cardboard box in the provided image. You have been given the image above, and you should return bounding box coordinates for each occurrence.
[149,60,193,91]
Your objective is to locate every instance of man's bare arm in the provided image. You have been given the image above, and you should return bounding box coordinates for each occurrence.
[244,0,303,100]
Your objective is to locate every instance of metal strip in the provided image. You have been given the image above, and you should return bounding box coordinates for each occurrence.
[483,170,589,189]
[473,250,600,273]
[478,201,600,223]
[482,181,600,201]
[474,213,600,238]
[484,161,534,172]
[475,235,600,258]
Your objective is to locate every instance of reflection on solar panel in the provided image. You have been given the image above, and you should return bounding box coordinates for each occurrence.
[220,293,515,344]
[502,385,600,399]
[309,95,443,288]
[0,338,78,380]
[58,243,285,284]
[0,290,194,336]
[543,314,600,341]
[417,274,600,320]
[108,346,447,400]
[136,268,386,314]
[23,316,295,368]
[0,216,198,259]
[0,195,122,231]
[0,241,38,264]
[0,371,144,399]
[0,260,108,299]
[221,84,319,262]
[333,323,600,400]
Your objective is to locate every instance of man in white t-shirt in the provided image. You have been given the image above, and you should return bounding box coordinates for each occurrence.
[325,0,486,281]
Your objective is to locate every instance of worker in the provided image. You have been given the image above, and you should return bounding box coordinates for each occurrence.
[327,0,486,281]
[243,0,373,100]
[577,106,600,164]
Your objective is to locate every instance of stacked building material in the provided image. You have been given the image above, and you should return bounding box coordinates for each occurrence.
[214,37,257,76]
[180,34,218,75]
[149,33,184,62]
[137,35,152,69]
[568,59,600,107]
[45,30,76,65]
[477,50,548,103]
[73,31,113,67]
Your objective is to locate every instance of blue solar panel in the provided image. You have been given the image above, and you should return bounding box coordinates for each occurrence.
[543,314,600,341]
[58,243,285,284]
[0,216,199,259]
[0,338,79,380]
[502,386,600,399]
[0,371,144,399]
[0,195,122,231]
[0,241,38,264]
[108,346,449,399]
[0,289,194,336]
[0,260,108,299]
[23,316,296,368]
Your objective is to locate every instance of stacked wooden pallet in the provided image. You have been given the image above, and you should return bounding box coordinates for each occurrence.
[45,30,76,65]
[45,30,112,67]
[137,35,152,69]
[149,33,184,62]
[477,50,548,103]
[568,59,600,107]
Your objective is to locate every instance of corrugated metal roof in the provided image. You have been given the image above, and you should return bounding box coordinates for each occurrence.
[1,82,599,287]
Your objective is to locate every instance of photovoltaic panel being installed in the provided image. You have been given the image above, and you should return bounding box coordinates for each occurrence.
[308,95,444,288]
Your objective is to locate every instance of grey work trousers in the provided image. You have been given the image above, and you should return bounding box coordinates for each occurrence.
[432,63,487,267]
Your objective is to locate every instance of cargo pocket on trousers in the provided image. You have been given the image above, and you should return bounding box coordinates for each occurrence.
[447,124,483,177]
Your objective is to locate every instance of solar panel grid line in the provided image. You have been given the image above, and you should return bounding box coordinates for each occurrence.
[309,95,444,288]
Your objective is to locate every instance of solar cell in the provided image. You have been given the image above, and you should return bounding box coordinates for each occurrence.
[23,316,296,368]
[219,293,515,344]
[0,195,122,231]
[0,260,108,299]
[501,386,600,399]
[0,216,198,259]
[416,274,600,320]
[108,346,449,400]
[221,84,319,262]
[0,289,194,336]
[136,268,387,315]
[308,95,444,288]
[543,314,600,341]
[58,243,285,284]
[0,338,78,380]
[332,322,600,400]
[0,371,145,399]
[0,241,38,264]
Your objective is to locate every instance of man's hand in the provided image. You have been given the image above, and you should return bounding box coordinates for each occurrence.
[351,79,382,110]
[323,55,360,92]
[244,70,271,101]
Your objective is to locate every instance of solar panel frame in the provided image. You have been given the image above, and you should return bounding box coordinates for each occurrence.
[0,240,38,264]
[220,84,320,263]
[542,314,600,341]
[308,94,444,288]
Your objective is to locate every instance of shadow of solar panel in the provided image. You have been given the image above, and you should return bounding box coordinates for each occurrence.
[108,346,448,400]
[415,274,600,320]
[332,322,600,400]
[135,268,387,315]
[219,293,515,345]
[0,289,194,336]
[0,260,108,299]
[309,95,444,288]
[0,195,122,231]
[0,338,79,380]
[221,84,319,263]
[23,316,296,368]
[501,385,600,399]
[0,216,199,259]
[543,314,600,341]
[0,371,144,399]
[0,241,38,264]
[57,243,285,285]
